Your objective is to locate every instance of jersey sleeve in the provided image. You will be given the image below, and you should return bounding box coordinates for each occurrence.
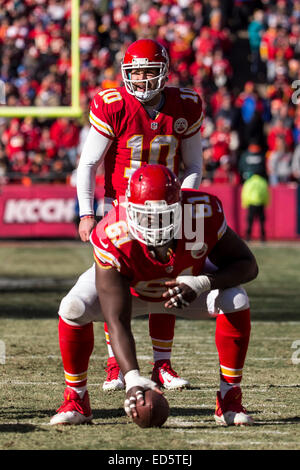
[180,89,204,139]
[210,195,228,242]
[181,189,227,247]
[89,89,124,140]
[90,211,133,279]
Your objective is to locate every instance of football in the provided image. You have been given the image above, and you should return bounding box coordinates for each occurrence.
[133,389,170,428]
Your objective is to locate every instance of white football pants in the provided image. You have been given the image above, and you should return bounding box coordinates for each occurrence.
[58,263,250,326]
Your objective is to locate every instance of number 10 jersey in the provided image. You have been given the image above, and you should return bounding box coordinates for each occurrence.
[89,86,204,200]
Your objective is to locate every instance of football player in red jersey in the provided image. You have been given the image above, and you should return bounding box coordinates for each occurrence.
[50,165,258,426]
[64,39,204,395]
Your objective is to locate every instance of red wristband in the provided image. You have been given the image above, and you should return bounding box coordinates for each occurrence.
[80,215,95,220]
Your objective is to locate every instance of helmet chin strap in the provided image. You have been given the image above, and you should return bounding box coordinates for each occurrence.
[135,88,160,103]
[148,239,176,264]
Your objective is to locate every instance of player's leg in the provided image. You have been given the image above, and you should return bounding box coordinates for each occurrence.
[206,287,253,426]
[102,321,125,391]
[96,198,126,391]
[246,205,255,241]
[214,309,252,425]
[102,260,217,392]
[257,205,266,242]
[155,286,253,425]
[149,314,190,389]
[50,265,101,425]
[103,313,190,391]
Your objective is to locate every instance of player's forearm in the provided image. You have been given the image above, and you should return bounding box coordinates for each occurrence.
[95,264,139,374]
[181,131,203,189]
[206,227,259,290]
[206,257,258,290]
[106,319,139,375]
[101,298,140,374]
[77,163,97,216]
[181,169,202,189]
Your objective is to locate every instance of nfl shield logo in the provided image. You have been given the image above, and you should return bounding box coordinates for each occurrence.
[165,266,174,273]
[151,122,158,130]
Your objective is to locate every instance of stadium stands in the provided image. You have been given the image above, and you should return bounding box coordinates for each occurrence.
[0,0,299,186]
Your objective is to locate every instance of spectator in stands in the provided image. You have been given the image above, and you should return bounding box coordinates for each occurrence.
[192,26,217,56]
[215,92,238,130]
[50,118,79,167]
[39,126,57,160]
[35,74,62,107]
[232,0,258,31]
[0,0,299,188]
[291,144,300,183]
[20,117,40,153]
[267,118,294,153]
[213,154,240,185]
[28,151,51,183]
[201,143,218,185]
[8,151,31,183]
[260,17,278,83]
[238,142,267,183]
[1,118,25,161]
[248,9,265,76]
[211,48,232,88]
[267,135,293,185]
[292,116,300,148]
[0,147,8,185]
[235,81,266,151]
[210,117,231,163]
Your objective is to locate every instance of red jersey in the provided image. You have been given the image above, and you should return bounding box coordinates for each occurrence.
[90,189,227,302]
[89,86,203,199]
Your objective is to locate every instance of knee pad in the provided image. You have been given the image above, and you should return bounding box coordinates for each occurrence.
[58,294,89,325]
[215,286,249,314]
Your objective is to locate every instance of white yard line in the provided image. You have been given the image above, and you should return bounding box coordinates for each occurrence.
[1,380,299,390]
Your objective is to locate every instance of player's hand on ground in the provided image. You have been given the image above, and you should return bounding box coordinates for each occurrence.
[78,217,97,242]
[124,381,162,418]
[163,280,197,309]
[124,386,145,418]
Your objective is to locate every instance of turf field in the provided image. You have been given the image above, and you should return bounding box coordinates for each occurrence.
[0,241,299,451]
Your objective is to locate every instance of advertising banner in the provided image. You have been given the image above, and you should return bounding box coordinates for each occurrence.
[0,185,104,238]
[0,183,298,240]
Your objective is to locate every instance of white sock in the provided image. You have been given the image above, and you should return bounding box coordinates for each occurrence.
[153,350,171,363]
[69,386,87,400]
[220,380,240,399]
[104,326,115,358]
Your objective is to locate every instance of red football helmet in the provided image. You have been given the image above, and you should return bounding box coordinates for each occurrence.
[126,164,182,247]
[121,39,169,102]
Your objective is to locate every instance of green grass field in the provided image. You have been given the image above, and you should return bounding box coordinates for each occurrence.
[0,241,299,451]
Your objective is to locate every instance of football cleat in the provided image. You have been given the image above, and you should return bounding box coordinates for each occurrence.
[102,357,125,391]
[50,387,93,425]
[151,360,190,390]
[214,386,254,426]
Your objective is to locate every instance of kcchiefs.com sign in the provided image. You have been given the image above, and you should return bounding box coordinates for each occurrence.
[4,198,75,223]
[0,185,103,238]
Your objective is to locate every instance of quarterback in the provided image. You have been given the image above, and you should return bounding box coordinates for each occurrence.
[68,39,204,394]
[51,165,258,426]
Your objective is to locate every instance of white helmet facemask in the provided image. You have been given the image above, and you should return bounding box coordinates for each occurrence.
[126,200,182,247]
[121,58,168,102]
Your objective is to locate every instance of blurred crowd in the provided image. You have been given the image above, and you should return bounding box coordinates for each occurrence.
[0,0,300,188]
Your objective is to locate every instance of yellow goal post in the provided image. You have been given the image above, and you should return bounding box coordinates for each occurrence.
[0,0,81,118]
